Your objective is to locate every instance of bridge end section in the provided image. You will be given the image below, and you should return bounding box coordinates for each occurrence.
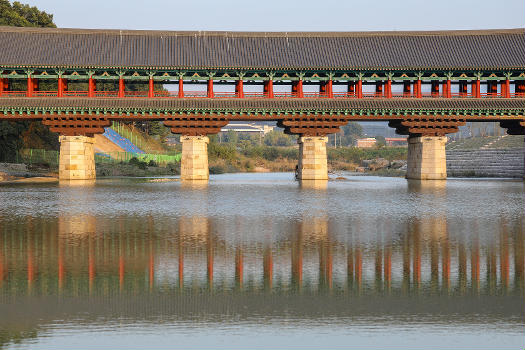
[59,135,96,180]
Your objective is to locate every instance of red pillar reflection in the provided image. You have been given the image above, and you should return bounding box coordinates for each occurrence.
[347,246,354,287]
[413,229,421,289]
[263,247,273,290]
[119,255,125,292]
[207,235,214,289]
[355,247,362,290]
[384,245,392,291]
[500,228,509,289]
[441,238,450,291]
[58,238,64,292]
[27,227,35,293]
[88,238,95,293]
[402,235,410,291]
[149,244,155,291]
[458,241,467,293]
[292,236,303,289]
[178,238,184,289]
[235,246,243,289]
[375,245,383,289]
[471,238,480,291]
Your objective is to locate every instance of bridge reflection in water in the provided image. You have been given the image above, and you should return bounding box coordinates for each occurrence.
[0,176,523,349]
[1,212,523,297]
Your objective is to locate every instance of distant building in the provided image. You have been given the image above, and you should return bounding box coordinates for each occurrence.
[356,138,377,148]
[385,137,408,147]
[220,123,274,135]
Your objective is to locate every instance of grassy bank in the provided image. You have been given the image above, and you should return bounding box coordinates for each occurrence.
[207,142,407,174]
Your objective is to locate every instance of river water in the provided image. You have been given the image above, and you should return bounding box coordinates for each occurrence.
[0,173,523,349]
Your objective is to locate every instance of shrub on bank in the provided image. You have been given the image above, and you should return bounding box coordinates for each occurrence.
[327,147,407,163]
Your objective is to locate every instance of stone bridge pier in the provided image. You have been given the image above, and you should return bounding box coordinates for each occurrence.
[180,135,210,180]
[59,135,96,180]
[406,136,448,180]
[297,136,328,180]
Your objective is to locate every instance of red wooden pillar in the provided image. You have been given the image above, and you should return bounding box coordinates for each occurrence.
[403,81,411,97]
[118,77,125,98]
[444,79,451,98]
[148,78,154,98]
[348,81,355,97]
[26,75,33,97]
[0,78,3,97]
[320,80,333,98]
[356,79,363,98]
[235,79,244,98]
[88,76,95,98]
[502,79,510,98]
[326,79,333,98]
[431,81,440,97]
[386,79,392,98]
[178,78,184,98]
[292,80,304,98]
[264,80,274,98]
[207,79,214,98]
[472,79,481,98]
[375,81,384,97]
[414,79,422,98]
[58,77,64,97]
[459,81,467,96]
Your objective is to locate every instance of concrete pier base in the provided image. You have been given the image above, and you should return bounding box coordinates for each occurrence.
[59,135,96,180]
[181,136,209,181]
[406,136,447,180]
[297,136,328,180]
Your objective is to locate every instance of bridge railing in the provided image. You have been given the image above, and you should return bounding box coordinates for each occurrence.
[2,90,524,99]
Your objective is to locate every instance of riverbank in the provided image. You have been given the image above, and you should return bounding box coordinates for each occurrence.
[0,163,58,184]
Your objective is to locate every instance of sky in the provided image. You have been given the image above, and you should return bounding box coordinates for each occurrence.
[22,0,525,31]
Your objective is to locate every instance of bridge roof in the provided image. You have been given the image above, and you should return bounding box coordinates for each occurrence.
[0,26,524,70]
[0,97,523,111]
